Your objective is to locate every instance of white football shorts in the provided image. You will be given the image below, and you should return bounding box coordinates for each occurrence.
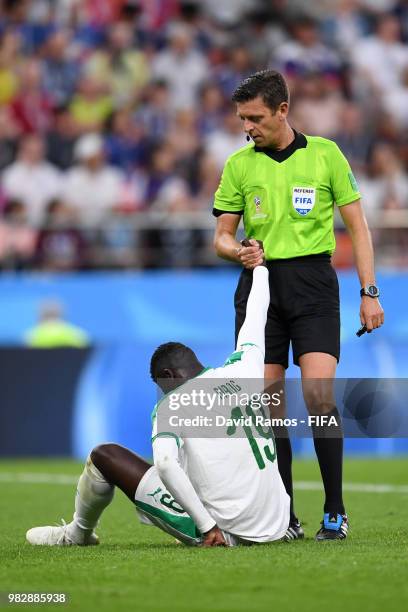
[134,466,253,547]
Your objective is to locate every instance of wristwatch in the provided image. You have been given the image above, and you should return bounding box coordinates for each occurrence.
[360,285,380,298]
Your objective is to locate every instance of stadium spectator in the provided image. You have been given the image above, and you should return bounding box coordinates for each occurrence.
[321,0,370,59]
[19,0,56,52]
[290,73,345,137]
[394,0,408,43]
[0,29,22,105]
[132,130,196,268]
[0,105,19,170]
[0,0,47,54]
[10,59,53,133]
[0,199,36,269]
[69,2,109,50]
[151,21,209,110]
[1,0,30,24]
[166,108,200,167]
[204,110,245,171]
[237,9,288,69]
[83,20,149,107]
[41,28,79,107]
[134,80,172,143]
[197,82,226,136]
[176,1,215,53]
[34,199,86,271]
[351,14,408,98]
[215,46,256,99]
[274,16,342,77]
[382,66,408,129]
[69,75,113,133]
[46,106,78,170]
[24,300,90,348]
[62,133,125,227]
[360,0,399,15]
[203,0,257,27]
[140,143,191,212]
[193,153,222,210]
[2,134,63,225]
[104,109,145,173]
[333,102,375,171]
[44,0,81,27]
[80,0,124,26]
[135,0,179,33]
[357,142,408,216]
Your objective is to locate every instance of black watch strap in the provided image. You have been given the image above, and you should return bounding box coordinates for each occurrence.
[360,285,380,298]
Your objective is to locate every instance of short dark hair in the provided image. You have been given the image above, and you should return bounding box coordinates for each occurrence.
[150,342,198,382]
[232,70,289,112]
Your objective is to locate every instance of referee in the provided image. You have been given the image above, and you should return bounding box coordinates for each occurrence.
[213,70,384,541]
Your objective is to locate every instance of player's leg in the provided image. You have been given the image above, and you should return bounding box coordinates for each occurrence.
[265,363,303,540]
[299,352,348,540]
[26,444,151,546]
[89,443,150,501]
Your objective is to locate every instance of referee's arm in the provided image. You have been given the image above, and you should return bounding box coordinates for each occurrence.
[339,199,384,331]
[214,214,264,269]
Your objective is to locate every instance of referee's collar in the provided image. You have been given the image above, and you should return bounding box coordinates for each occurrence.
[254,130,307,163]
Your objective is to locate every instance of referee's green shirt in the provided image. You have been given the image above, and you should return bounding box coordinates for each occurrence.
[212,132,361,259]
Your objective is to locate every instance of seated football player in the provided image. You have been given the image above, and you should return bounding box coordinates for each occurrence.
[26,245,290,547]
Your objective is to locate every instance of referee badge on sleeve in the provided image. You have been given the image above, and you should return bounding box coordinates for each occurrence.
[292,187,316,216]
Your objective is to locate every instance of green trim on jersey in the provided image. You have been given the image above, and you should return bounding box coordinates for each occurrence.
[151,367,212,422]
[213,135,361,259]
[224,350,244,366]
[224,342,259,366]
[135,500,201,541]
[151,432,181,447]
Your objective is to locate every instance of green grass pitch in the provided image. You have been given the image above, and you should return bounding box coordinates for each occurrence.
[1,458,407,612]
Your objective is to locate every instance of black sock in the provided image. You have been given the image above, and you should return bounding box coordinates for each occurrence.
[311,407,345,515]
[273,426,296,522]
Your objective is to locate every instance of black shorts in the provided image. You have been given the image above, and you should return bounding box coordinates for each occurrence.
[234,254,340,369]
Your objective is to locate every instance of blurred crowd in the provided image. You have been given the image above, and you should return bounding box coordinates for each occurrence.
[0,0,408,270]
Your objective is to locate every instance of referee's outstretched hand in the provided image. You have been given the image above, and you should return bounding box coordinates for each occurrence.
[237,238,265,269]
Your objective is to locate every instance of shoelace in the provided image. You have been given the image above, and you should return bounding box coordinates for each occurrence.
[54,519,71,545]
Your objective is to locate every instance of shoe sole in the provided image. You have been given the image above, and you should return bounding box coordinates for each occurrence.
[315,534,347,541]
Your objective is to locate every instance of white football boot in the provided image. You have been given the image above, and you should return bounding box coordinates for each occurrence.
[26,519,99,546]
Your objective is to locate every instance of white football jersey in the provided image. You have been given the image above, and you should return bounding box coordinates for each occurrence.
[152,343,290,542]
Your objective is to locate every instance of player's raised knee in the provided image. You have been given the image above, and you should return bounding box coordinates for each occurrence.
[90,443,121,468]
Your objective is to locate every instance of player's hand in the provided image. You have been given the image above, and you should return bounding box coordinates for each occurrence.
[360,297,384,333]
[201,525,227,547]
[237,238,264,269]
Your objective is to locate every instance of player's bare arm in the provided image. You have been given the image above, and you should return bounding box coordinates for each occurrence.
[214,214,264,269]
[153,435,222,544]
[339,199,384,331]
